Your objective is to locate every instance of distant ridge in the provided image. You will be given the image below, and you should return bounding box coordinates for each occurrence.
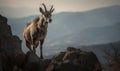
[0,5,118,19]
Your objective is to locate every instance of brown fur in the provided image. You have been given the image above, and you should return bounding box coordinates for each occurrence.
[23,16,47,58]
[23,3,54,59]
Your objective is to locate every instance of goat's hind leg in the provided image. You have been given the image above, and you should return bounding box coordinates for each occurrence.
[40,40,44,59]
[26,41,32,52]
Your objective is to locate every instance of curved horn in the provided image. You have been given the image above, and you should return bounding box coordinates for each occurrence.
[50,5,53,11]
[42,3,47,12]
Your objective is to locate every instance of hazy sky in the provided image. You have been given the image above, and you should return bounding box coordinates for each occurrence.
[0,0,120,18]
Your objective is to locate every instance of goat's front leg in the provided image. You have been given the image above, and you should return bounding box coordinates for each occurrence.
[33,42,39,54]
[40,40,44,59]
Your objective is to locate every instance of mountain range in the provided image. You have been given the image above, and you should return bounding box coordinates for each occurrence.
[7,5,120,57]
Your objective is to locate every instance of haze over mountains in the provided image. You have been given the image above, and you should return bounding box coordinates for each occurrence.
[8,5,120,56]
[0,6,38,18]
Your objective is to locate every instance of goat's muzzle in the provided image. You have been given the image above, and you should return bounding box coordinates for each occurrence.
[49,19,52,23]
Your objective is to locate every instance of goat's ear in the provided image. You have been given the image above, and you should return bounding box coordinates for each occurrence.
[39,7,44,14]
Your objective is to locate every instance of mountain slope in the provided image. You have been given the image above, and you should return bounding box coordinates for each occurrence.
[79,41,120,64]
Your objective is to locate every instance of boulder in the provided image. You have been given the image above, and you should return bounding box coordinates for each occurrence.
[22,51,41,71]
[41,59,52,71]
[46,47,102,71]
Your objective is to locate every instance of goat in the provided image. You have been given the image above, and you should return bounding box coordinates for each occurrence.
[23,3,54,59]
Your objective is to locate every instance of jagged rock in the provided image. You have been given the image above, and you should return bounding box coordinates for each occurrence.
[0,15,25,71]
[0,15,7,24]
[46,47,102,71]
[0,15,11,37]
[0,15,41,71]
[0,15,21,49]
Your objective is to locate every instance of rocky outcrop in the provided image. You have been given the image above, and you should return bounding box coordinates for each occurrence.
[0,15,42,71]
[0,15,21,49]
[0,15,7,24]
[0,15,25,71]
[45,47,102,71]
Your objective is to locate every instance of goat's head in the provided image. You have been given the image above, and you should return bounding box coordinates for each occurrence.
[39,3,54,23]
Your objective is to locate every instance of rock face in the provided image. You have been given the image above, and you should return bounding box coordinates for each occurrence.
[45,47,102,71]
[0,15,21,49]
[0,15,41,71]
[0,15,25,71]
